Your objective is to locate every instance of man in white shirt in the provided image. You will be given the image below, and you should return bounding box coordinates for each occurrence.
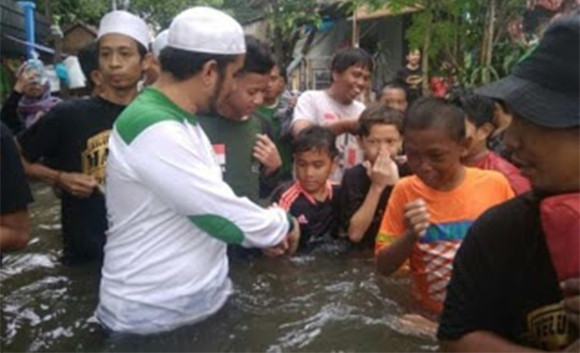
[97,7,299,335]
[291,48,373,181]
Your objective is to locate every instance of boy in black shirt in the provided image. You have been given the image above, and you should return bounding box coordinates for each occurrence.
[396,49,423,104]
[17,11,152,265]
[339,105,410,250]
[270,126,340,253]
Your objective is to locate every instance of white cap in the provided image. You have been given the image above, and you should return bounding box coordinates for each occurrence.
[97,10,150,49]
[151,29,168,58]
[167,7,245,55]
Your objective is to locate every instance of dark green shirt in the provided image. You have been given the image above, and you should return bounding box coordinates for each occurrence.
[198,114,264,204]
[255,104,293,182]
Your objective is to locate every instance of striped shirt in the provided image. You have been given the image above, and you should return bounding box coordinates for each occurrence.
[375,167,514,313]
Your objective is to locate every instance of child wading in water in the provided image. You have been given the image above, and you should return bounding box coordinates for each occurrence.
[375,97,514,316]
[268,126,340,254]
[339,105,410,250]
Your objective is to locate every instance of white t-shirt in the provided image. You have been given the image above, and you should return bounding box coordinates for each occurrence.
[97,88,291,335]
[292,90,365,182]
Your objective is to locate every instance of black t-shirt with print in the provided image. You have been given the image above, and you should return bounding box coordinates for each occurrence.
[1,122,33,214]
[339,163,411,250]
[272,181,340,252]
[437,193,578,351]
[396,65,423,103]
[18,96,126,264]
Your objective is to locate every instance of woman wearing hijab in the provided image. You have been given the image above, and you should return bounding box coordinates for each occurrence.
[1,60,61,134]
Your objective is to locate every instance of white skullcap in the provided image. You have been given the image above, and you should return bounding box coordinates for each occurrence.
[98,10,150,49]
[167,7,245,55]
[151,29,168,58]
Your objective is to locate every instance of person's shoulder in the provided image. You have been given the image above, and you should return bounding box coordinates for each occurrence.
[342,164,367,181]
[272,180,301,207]
[115,89,187,144]
[487,152,520,174]
[296,90,320,101]
[352,99,366,112]
[466,167,510,187]
[43,97,85,116]
[466,192,538,241]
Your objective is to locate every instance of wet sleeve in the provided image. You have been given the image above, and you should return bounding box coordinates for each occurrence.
[291,92,317,126]
[375,182,407,255]
[0,123,33,214]
[127,123,291,249]
[17,103,62,163]
[437,212,509,341]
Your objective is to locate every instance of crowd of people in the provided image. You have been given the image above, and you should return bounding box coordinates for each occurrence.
[0,5,578,351]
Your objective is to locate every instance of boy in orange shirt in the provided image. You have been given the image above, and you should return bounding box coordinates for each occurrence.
[375,97,514,315]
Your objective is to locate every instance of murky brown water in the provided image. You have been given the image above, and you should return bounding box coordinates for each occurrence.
[1,183,437,352]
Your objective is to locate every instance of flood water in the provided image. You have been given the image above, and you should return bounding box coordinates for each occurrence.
[1,183,437,352]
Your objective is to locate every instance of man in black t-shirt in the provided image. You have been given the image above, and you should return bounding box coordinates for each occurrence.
[1,122,33,252]
[17,11,152,265]
[395,49,423,104]
[438,15,579,352]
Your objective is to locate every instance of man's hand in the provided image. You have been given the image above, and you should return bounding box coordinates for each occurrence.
[403,199,430,239]
[253,134,281,176]
[365,150,400,191]
[57,172,99,198]
[562,277,580,328]
[263,239,288,257]
[263,217,301,256]
[286,217,301,255]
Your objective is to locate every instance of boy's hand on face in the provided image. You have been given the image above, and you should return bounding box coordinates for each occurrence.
[403,199,430,240]
[366,150,400,190]
[253,134,281,176]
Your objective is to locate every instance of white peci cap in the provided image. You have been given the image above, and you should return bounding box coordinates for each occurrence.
[151,29,169,58]
[167,7,245,55]
[97,10,150,49]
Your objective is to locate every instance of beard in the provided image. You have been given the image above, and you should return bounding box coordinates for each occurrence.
[206,71,227,115]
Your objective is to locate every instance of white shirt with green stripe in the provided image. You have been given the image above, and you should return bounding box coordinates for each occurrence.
[97,87,292,334]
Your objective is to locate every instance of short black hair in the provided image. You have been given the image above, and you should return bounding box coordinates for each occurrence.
[358,104,404,136]
[379,82,407,100]
[77,41,99,91]
[449,91,495,127]
[404,97,466,142]
[293,125,339,158]
[159,47,237,82]
[273,62,288,83]
[331,47,374,74]
[239,35,274,75]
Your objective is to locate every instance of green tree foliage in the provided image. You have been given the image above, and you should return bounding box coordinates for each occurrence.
[37,0,223,29]
[222,0,324,69]
[358,0,529,87]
